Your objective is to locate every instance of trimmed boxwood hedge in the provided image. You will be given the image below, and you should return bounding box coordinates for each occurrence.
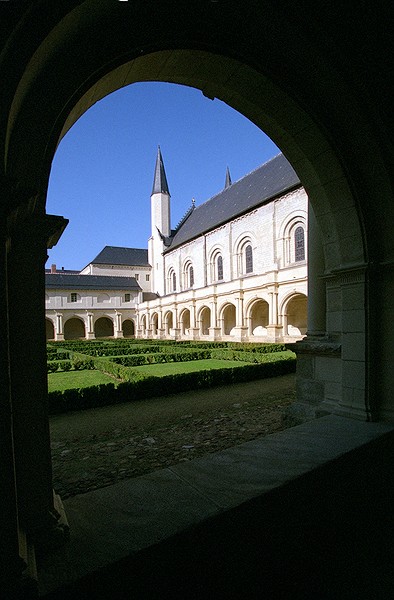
[47,353,296,415]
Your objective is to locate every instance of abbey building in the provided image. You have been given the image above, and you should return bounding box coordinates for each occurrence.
[45,149,308,342]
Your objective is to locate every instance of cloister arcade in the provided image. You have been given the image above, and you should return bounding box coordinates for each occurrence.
[2,1,394,597]
[134,291,307,342]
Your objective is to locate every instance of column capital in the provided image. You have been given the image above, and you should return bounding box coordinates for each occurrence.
[9,212,68,250]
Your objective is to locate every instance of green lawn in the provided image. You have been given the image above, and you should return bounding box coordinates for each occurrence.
[131,359,249,377]
[48,369,117,392]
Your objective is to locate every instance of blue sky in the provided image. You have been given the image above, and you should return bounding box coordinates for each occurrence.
[46,82,279,270]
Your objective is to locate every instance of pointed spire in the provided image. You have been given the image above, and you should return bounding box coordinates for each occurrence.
[152,146,170,195]
[224,166,232,189]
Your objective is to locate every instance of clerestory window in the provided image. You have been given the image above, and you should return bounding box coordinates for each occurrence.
[295,226,305,262]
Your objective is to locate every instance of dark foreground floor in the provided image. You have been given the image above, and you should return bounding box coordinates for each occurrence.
[39,415,394,600]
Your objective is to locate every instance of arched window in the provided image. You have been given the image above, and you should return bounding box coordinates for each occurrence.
[167,268,177,293]
[295,226,305,262]
[217,255,223,280]
[210,250,224,282]
[183,261,194,289]
[245,244,253,273]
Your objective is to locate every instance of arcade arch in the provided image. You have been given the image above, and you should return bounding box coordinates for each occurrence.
[180,309,191,336]
[122,319,135,338]
[151,312,159,337]
[164,311,173,336]
[94,316,114,338]
[64,317,85,340]
[221,303,236,336]
[248,299,269,337]
[199,306,211,336]
[283,294,307,338]
[45,318,55,341]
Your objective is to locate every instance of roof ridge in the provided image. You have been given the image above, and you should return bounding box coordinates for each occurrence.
[174,203,195,233]
[194,152,283,209]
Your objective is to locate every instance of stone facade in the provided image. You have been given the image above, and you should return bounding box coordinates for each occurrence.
[45,152,308,343]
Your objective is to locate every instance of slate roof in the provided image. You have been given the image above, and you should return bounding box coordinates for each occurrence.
[152,146,170,195]
[166,153,301,251]
[89,246,150,266]
[45,274,141,290]
[45,268,79,274]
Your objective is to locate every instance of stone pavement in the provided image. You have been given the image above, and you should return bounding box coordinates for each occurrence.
[39,415,394,598]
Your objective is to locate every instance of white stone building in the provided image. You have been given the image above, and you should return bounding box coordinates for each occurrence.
[45,149,308,342]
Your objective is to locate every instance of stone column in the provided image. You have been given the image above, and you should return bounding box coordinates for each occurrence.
[55,313,64,341]
[7,211,68,546]
[0,214,25,593]
[189,300,199,339]
[114,312,123,338]
[306,202,326,336]
[157,308,165,339]
[289,201,328,425]
[145,310,152,338]
[172,306,181,339]
[208,297,220,339]
[266,288,281,340]
[86,312,95,339]
[234,294,248,340]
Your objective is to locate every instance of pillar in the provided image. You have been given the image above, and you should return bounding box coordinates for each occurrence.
[266,288,281,341]
[55,313,64,341]
[86,312,95,339]
[7,210,68,547]
[0,213,26,594]
[289,201,329,425]
[307,201,326,336]
[188,301,199,339]
[172,306,181,339]
[233,294,248,340]
[114,312,123,338]
[208,297,220,339]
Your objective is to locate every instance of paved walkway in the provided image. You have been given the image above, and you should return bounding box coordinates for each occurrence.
[39,414,394,598]
[49,375,296,498]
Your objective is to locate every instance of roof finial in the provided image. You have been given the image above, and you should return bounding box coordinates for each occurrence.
[224,166,232,189]
[152,146,170,196]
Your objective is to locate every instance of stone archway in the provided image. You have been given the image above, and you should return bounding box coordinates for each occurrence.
[94,317,114,338]
[164,312,173,337]
[5,32,379,421]
[151,313,159,337]
[64,317,85,340]
[249,299,269,337]
[45,318,55,341]
[3,7,394,596]
[286,294,307,338]
[180,309,190,336]
[222,304,236,336]
[199,306,211,336]
[122,319,135,338]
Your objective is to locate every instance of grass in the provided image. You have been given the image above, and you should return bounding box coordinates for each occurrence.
[48,369,117,392]
[130,359,250,376]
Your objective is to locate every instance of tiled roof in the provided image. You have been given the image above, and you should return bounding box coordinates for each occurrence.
[166,153,301,251]
[89,246,150,266]
[45,274,141,290]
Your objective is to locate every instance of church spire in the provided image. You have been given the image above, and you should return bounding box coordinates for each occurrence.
[152,146,170,195]
[224,166,232,189]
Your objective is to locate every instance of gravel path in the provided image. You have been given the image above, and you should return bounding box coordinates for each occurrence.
[50,374,296,499]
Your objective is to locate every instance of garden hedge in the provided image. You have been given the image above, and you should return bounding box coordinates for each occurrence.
[47,352,296,415]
